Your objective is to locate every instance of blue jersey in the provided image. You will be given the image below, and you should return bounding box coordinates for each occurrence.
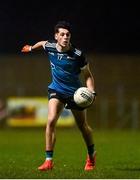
[44,41,88,96]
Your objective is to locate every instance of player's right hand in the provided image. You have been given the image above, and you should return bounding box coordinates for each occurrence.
[21,45,32,53]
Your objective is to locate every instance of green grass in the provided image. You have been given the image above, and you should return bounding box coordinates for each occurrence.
[0,127,140,179]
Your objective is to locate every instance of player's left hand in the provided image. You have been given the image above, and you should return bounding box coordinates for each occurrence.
[21,45,32,53]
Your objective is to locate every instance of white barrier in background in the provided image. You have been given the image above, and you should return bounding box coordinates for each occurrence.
[7,97,75,127]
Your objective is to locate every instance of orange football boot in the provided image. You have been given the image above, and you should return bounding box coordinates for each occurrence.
[38,160,54,171]
[84,151,96,171]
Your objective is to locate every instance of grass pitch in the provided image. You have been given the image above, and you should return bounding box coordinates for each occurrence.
[0,127,140,179]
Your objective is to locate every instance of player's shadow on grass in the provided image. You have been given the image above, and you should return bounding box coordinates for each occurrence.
[117,167,140,171]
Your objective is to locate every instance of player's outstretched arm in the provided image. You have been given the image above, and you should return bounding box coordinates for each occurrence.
[21,41,47,53]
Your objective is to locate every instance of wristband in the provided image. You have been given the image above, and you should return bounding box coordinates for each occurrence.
[92,91,97,96]
[29,46,32,51]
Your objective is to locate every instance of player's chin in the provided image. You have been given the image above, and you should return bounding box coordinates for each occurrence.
[62,42,69,47]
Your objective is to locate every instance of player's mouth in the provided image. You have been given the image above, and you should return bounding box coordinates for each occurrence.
[62,41,69,47]
[63,40,69,44]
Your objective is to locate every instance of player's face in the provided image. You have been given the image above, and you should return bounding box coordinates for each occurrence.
[55,28,71,49]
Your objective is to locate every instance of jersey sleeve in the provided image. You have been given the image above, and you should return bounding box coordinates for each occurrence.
[43,40,56,52]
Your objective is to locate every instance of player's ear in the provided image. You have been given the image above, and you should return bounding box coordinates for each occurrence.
[54,33,58,40]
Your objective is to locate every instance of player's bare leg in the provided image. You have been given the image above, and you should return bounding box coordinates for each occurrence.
[71,109,96,170]
[38,99,64,171]
[46,99,64,150]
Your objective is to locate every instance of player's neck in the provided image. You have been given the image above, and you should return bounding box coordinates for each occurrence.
[56,43,70,52]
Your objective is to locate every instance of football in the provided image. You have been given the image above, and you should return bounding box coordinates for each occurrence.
[74,87,95,108]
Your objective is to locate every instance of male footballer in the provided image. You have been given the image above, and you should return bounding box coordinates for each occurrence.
[21,20,97,171]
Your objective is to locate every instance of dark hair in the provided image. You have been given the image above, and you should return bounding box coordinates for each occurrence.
[54,21,72,33]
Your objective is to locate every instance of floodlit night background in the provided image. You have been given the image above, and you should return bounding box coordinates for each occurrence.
[1,1,140,179]
[0,1,140,129]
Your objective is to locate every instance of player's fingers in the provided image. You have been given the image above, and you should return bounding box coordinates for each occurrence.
[21,48,27,52]
[21,45,30,52]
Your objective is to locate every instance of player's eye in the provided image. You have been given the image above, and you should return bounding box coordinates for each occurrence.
[60,33,70,37]
[61,33,65,36]
[66,33,70,37]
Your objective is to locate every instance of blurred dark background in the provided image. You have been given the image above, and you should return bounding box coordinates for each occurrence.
[1,1,140,53]
[0,1,140,129]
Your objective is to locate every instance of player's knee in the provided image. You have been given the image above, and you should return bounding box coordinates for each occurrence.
[47,118,56,129]
[78,122,93,133]
[77,121,86,130]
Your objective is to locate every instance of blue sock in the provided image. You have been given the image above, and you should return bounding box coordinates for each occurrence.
[46,150,53,160]
[87,144,95,156]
